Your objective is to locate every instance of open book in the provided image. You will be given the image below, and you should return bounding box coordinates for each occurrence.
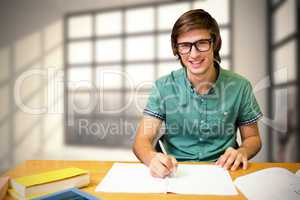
[95,163,237,195]
[234,167,300,200]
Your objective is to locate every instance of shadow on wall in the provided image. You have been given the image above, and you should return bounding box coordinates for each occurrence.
[0,20,64,173]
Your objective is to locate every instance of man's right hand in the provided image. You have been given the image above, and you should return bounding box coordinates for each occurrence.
[149,152,177,178]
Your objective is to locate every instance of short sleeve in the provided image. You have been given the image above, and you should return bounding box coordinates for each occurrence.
[143,82,166,121]
[237,81,263,126]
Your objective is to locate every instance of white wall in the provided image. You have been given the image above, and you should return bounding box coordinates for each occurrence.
[233,0,268,161]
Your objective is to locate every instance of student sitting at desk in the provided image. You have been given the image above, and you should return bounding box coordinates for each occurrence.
[132,9,263,178]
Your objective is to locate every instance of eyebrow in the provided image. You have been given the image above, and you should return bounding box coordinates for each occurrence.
[177,38,212,44]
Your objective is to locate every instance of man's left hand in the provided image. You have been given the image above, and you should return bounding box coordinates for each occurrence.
[215,147,248,171]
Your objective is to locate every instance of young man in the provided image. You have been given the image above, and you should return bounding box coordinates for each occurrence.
[133,9,262,178]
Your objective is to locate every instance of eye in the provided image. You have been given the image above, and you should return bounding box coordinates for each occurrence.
[196,40,209,45]
[177,43,191,48]
[176,42,193,54]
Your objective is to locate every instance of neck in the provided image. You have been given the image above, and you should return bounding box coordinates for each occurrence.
[187,64,217,95]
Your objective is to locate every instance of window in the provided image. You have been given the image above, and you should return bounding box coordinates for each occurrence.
[267,0,299,161]
[64,0,233,147]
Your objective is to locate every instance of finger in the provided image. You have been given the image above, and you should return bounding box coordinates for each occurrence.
[159,155,175,172]
[151,166,168,178]
[170,156,178,173]
[223,153,236,170]
[150,169,160,178]
[149,162,162,178]
[242,156,248,170]
[215,157,223,166]
[153,162,170,178]
[220,148,235,165]
[230,154,242,171]
[215,157,221,165]
[149,154,171,178]
[156,158,172,177]
[217,154,230,167]
[216,155,225,167]
[171,156,178,166]
[215,154,227,165]
[171,156,177,167]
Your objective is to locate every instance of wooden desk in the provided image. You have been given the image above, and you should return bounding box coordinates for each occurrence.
[2,160,300,200]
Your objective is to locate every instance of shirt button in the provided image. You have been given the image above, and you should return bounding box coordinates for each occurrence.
[199,137,203,141]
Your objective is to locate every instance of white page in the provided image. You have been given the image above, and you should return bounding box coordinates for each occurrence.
[167,164,238,195]
[95,163,167,193]
[234,167,300,200]
[96,163,237,195]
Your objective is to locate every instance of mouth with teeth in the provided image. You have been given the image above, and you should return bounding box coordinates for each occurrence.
[188,58,205,69]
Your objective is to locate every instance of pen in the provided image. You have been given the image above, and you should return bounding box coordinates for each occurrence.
[158,140,176,177]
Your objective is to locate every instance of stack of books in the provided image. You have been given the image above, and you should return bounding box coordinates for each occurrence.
[9,167,90,200]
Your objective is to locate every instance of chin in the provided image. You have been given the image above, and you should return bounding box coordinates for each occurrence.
[187,65,208,75]
[191,69,207,76]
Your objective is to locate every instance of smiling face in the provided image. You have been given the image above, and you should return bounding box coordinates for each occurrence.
[177,29,214,78]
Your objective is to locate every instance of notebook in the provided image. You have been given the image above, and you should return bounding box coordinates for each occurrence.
[234,167,300,200]
[95,163,238,195]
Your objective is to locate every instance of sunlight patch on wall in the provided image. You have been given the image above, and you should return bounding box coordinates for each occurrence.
[45,20,63,52]
[14,32,41,72]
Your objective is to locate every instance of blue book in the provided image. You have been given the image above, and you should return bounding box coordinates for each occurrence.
[32,188,100,200]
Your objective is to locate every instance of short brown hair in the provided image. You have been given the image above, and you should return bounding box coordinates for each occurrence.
[171,9,222,63]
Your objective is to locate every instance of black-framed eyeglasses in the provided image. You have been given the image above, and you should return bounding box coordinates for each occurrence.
[176,38,213,54]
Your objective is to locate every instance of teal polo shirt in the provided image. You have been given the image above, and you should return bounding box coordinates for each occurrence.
[143,63,263,162]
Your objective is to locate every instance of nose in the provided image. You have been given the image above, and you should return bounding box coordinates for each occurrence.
[189,45,200,58]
